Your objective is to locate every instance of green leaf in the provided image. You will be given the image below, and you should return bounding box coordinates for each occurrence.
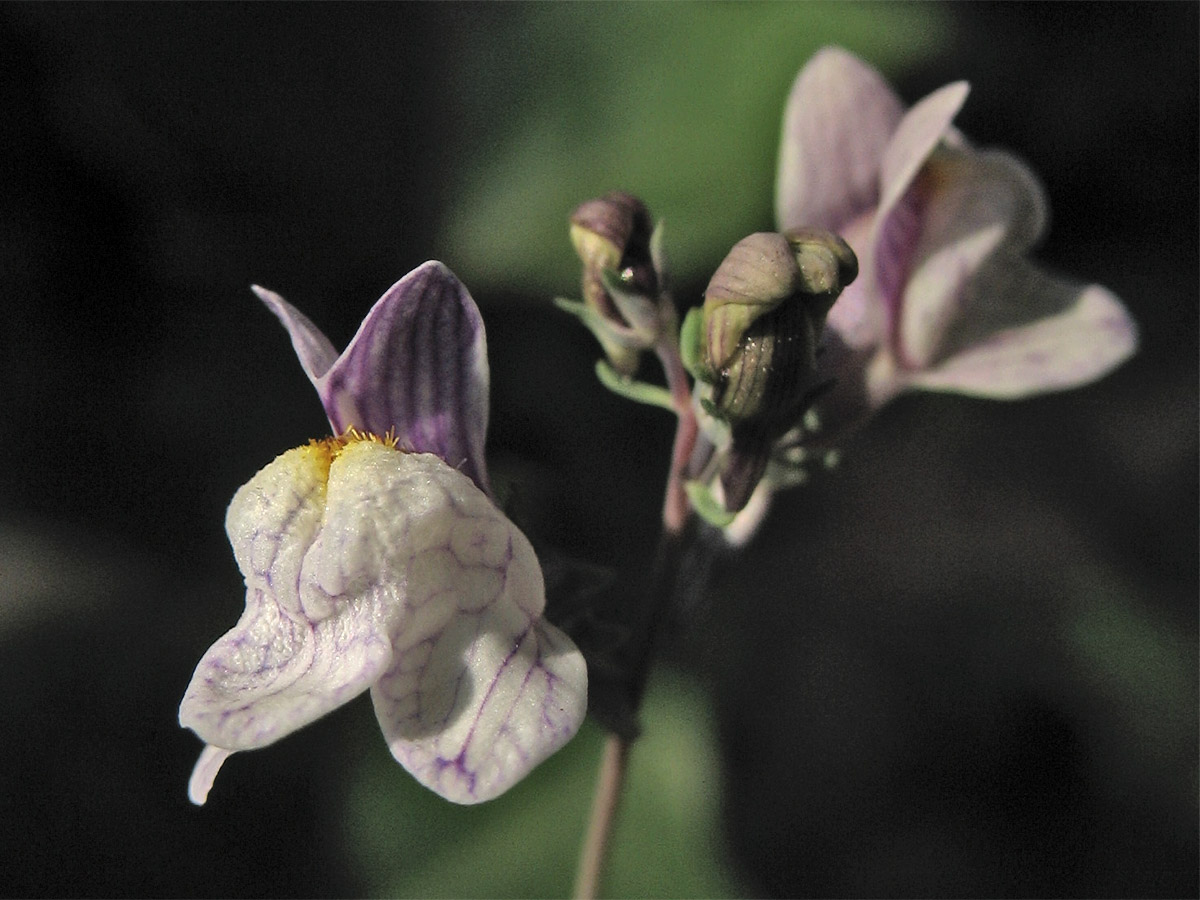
[594,359,676,412]
[684,479,737,528]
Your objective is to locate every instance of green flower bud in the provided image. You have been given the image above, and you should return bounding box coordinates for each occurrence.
[700,230,855,421]
[568,192,662,376]
[693,229,857,512]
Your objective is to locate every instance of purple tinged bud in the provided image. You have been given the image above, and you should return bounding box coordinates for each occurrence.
[569,191,661,375]
[701,230,857,421]
[699,230,858,511]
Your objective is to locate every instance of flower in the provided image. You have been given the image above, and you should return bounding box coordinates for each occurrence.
[179,261,587,806]
[709,47,1137,544]
[775,46,1137,445]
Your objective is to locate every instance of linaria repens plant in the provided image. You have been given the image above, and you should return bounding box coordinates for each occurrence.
[182,45,1138,900]
[179,262,587,806]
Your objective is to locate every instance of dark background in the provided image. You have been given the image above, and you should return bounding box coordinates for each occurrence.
[1,3,1195,898]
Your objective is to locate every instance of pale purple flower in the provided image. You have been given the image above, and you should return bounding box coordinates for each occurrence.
[776,46,1137,442]
[180,261,587,805]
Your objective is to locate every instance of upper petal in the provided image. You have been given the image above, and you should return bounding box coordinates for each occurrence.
[875,80,970,225]
[253,285,340,383]
[775,47,905,233]
[258,262,493,495]
[868,81,969,349]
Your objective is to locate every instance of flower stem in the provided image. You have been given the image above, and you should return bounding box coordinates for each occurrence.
[655,337,700,535]
[573,733,630,900]
[574,334,700,898]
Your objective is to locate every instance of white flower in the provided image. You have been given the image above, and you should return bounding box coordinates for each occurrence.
[180,263,587,805]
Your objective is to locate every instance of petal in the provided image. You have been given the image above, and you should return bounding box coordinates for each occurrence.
[364,453,587,804]
[898,148,1048,367]
[868,81,969,349]
[188,745,234,806]
[876,80,970,223]
[902,253,1137,398]
[373,618,586,805]
[319,262,492,495]
[253,285,340,384]
[824,211,887,351]
[776,47,904,233]
[179,444,395,752]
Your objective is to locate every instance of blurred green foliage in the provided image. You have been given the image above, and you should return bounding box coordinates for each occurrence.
[342,670,741,898]
[434,2,952,297]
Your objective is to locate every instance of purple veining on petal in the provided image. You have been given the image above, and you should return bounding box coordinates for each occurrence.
[873,181,927,370]
[367,469,585,804]
[440,625,533,798]
[180,446,395,753]
[321,262,491,495]
[256,262,492,495]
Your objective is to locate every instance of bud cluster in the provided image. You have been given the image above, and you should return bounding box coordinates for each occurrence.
[561,193,857,528]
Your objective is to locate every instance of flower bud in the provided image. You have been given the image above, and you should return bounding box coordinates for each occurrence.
[568,192,662,376]
[785,226,858,320]
[694,229,857,511]
[699,230,855,422]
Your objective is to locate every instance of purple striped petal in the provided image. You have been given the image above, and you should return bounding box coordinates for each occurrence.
[776,47,904,233]
[258,262,492,495]
[320,263,491,493]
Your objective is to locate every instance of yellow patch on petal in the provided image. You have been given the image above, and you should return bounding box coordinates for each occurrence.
[309,427,404,458]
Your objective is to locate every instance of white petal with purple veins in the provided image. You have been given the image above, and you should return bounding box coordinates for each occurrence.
[179,444,397,755]
[179,438,586,805]
[373,615,588,805]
